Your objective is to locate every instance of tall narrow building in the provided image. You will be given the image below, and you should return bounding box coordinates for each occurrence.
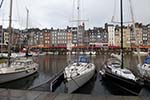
[105,23,115,47]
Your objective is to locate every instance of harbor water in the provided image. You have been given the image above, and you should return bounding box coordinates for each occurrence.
[0,54,150,96]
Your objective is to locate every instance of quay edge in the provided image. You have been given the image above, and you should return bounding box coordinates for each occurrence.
[0,88,149,100]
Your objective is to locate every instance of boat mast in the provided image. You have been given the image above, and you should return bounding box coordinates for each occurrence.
[0,0,4,61]
[77,0,80,65]
[25,7,30,57]
[8,0,13,66]
[71,0,87,64]
[120,0,123,69]
[0,0,4,8]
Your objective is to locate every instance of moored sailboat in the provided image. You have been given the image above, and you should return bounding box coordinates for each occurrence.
[99,0,143,95]
[64,56,95,93]
[137,52,150,88]
[100,58,143,95]
[64,0,95,93]
[0,0,39,84]
[0,57,39,84]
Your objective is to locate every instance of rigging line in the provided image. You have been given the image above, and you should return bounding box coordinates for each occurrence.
[70,0,75,27]
[23,0,30,28]
[111,0,132,24]
[0,0,8,23]
[0,0,6,23]
[72,0,75,21]
[22,0,30,28]
[128,0,142,65]
[22,0,27,8]
[22,0,42,29]
[0,0,4,8]
[81,0,89,29]
[81,0,84,22]
[15,0,22,28]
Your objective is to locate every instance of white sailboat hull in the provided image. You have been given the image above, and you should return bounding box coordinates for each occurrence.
[65,67,95,93]
[0,67,38,84]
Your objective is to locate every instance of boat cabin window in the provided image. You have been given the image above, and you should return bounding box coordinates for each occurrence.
[111,62,120,67]
[123,71,131,74]
[112,62,120,65]
[12,62,25,66]
[146,61,150,64]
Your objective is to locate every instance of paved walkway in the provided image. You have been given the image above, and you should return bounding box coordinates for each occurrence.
[0,88,149,100]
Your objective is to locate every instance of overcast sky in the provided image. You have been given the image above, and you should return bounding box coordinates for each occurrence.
[0,0,150,29]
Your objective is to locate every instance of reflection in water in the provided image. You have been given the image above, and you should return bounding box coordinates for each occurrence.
[101,79,133,95]
[0,72,39,89]
[29,55,68,90]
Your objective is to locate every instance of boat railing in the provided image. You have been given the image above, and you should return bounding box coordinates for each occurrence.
[79,64,92,72]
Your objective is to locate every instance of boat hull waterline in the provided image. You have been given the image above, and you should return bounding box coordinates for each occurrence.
[100,71,143,95]
[0,66,38,84]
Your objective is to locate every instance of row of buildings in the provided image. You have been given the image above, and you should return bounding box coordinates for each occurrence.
[0,22,150,51]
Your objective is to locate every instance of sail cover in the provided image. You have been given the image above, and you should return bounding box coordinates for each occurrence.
[79,56,90,63]
[144,55,150,64]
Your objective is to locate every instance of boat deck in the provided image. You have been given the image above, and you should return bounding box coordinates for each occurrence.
[0,88,149,100]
